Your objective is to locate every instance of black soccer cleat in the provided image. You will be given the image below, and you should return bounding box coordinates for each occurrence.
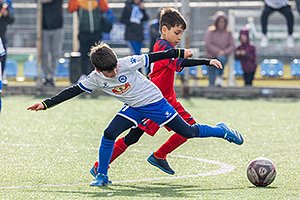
[147,153,175,175]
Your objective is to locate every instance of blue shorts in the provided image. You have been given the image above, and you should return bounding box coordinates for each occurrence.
[117,98,178,128]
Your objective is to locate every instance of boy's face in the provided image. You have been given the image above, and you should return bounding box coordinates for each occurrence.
[161,25,185,46]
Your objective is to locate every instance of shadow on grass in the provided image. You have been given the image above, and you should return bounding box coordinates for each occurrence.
[38,182,246,198]
[247,186,278,189]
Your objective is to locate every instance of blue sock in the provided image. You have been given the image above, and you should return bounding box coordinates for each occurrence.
[97,136,115,175]
[196,124,225,138]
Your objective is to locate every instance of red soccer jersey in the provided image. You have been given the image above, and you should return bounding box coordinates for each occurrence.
[149,39,184,105]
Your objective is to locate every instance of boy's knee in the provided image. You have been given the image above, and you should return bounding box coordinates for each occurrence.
[124,134,141,146]
[103,128,117,141]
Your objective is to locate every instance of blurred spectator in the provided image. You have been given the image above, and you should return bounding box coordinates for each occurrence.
[41,0,64,87]
[120,0,149,56]
[204,11,235,87]
[0,0,14,85]
[296,0,300,14]
[235,28,257,87]
[0,37,4,111]
[148,8,160,53]
[68,0,109,81]
[260,0,294,48]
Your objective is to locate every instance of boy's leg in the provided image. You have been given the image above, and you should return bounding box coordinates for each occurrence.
[90,115,135,187]
[91,127,144,177]
[154,101,194,160]
[165,115,243,145]
[112,128,144,162]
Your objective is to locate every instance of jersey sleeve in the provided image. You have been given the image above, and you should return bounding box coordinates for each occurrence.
[155,40,184,72]
[78,71,99,93]
[122,54,149,72]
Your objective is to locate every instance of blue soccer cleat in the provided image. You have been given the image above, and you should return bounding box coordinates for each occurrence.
[147,153,175,175]
[216,122,244,145]
[90,173,112,187]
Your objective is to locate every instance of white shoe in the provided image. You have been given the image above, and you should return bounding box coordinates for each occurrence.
[287,35,295,48]
[260,34,268,47]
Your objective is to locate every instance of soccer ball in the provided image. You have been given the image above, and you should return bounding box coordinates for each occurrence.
[246,157,276,187]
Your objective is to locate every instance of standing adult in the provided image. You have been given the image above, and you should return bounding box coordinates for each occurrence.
[204,11,235,87]
[120,0,149,56]
[41,0,64,87]
[260,0,294,48]
[68,0,109,81]
[0,0,14,85]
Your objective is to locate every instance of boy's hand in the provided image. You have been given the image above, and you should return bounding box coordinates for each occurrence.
[210,59,223,69]
[27,102,45,111]
[184,49,193,58]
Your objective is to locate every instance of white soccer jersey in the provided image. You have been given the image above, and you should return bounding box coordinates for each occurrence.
[78,54,163,107]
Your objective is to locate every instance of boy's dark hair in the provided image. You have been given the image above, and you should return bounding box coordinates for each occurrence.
[159,7,186,31]
[89,42,117,71]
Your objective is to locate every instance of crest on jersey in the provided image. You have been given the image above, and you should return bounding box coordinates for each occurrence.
[112,83,131,94]
[118,75,127,83]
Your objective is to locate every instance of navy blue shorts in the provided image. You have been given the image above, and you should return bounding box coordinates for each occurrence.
[117,98,178,128]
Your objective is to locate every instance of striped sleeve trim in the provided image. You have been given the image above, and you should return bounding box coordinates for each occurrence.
[78,82,93,93]
[42,101,48,110]
[144,54,149,68]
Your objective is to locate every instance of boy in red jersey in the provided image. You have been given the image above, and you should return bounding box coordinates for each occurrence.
[91,7,226,176]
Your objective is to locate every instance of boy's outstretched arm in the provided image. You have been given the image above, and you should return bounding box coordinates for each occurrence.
[180,58,223,69]
[27,85,84,111]
[147,48,193,63]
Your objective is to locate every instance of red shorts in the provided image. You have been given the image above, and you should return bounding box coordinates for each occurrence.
[138,100,196,136]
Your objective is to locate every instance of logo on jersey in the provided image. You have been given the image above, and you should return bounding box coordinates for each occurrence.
[130,57,137,64]
[112,83,131,95]
[118,75,127,83]
[103,82,109,88]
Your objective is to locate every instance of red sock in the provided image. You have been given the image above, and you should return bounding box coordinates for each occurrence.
[109,137,128,163]
[154,133,187,159]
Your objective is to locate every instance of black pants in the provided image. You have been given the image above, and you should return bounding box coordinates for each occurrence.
[243,72,255,86]
[261,4,294,35]
[261,5,294,35]
[78,32,102,75]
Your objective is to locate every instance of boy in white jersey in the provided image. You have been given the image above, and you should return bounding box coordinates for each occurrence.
[27,43,244,187]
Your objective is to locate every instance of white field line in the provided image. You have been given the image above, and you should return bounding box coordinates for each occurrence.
[0,150,235,189]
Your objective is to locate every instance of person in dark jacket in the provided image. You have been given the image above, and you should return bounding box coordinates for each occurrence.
[0,0,14,81]
[41,0,64,87]
[68,0,109,81]
[148,9,160,53]
[120,0,149,56]
[235,28,257,86]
